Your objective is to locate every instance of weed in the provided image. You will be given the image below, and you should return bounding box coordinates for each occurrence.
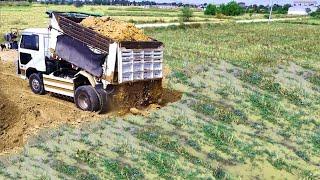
[78,173,100,180]
[137,127,160,144]
[295,150,310,162]
[74,150,97,168]
[240,71,263,85]
[283,90,305,106]
[171,71,189,84]
[249,92,282,122]
[186,139,201,151]
[168,116,186,128]
[213,166,230,180]
[51,160,82,177]
[103,159,144,179]
[208,152,224,161]
[310,131,320,151]
[145,151,177,178]
[192,101,216,116]
[203,123,235,152]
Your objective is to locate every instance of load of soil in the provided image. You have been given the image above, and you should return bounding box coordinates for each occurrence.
[80,16,151,42]
[0,51,181,154]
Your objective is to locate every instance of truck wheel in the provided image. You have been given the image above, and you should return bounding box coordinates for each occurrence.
[74,85,100,112]
[29,73,45,95]
[96,87,109,114]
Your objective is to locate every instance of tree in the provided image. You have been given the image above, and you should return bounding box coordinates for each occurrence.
[310,8,320,18]
[28,0,33,3]
[181,7,193,22]
[204,4,217,15]
[219,1,244,16]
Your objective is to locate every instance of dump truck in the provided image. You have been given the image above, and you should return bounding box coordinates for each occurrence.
[17,12,164,113]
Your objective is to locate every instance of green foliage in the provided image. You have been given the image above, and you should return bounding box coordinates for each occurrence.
[219,1,245,16]
[74,150,97,168]
[311,131,320,150]
[240,71,263,85]
[192,101,216,116]
[249,92,281,122]
[51,160,82,177]
[186,139,201,151]
[272,4,291,14]
[103,159,144,179]
[145,152,177,178]
[310,8,320,18]
[172,71,189,84]
[213,166,230,179]
[203,123,235,148]
[204,4,217,16]
[180,7,193,22]
[295,150,310,162]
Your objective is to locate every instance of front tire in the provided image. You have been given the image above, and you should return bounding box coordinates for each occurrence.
[74,85,100,112]
[29,73,45,95]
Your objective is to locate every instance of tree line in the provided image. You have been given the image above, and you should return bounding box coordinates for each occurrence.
[204,1,292,16]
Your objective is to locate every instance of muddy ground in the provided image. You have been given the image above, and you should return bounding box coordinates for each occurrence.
[0,50,180,154]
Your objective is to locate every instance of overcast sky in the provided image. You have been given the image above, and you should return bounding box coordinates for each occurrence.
[137,0,320,5]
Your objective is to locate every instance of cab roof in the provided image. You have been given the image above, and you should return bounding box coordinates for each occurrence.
[22,28,49,35]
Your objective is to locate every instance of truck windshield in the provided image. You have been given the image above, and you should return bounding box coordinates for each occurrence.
[20,35,39,51]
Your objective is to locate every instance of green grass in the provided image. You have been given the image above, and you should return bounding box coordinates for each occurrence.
[1,10,320,179]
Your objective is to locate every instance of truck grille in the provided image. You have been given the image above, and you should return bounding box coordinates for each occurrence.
[119,48,163,83]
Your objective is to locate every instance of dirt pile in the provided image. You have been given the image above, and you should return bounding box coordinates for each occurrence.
[80,16,151,42]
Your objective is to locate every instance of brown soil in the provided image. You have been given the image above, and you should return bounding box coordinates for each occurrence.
[80,16,151,42]
[0,51,181,154]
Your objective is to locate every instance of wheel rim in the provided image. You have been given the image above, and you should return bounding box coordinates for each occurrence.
[78,93,90,110]
[32,79,40,91]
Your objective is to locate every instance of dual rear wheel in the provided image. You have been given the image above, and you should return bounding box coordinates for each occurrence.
[74,85,108,114]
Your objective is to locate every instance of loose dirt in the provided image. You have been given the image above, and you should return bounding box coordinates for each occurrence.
[0,51,181,154]
[80,16,151,42]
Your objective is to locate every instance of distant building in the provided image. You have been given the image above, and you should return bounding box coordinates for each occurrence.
[238,2,246,8]
[293,0,317,6]
[288,0,318,15]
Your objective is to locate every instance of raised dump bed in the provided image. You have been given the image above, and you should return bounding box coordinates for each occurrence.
[49,12,164,83]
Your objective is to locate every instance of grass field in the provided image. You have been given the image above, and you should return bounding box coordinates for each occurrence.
[1,4,320,179]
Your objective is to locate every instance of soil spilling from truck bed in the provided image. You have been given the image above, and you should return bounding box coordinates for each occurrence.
[0,51,181,154]
[80,16,151,42]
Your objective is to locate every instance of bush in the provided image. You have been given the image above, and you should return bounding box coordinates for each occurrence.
[220,1,244,16]
[73,1,83,7]
[310,8,320,18]
[180,7,193,22]
[204,4,217,15]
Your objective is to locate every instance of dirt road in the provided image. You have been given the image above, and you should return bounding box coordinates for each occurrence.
[136,18,300,28]
[0,50,181,154]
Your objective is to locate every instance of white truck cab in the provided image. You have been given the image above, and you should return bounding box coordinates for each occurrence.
[18,28,49,77]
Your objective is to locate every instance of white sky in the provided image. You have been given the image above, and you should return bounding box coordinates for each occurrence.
[137,0,319,5]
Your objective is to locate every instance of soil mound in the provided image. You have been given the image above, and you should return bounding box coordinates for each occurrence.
[80,16,151,42]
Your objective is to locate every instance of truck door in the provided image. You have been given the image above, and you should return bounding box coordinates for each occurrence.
[19,34,45,73]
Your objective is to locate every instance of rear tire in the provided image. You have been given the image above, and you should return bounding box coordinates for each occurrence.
[96,87,109,114]
[74,85,100,112]
[29,73,45,95]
